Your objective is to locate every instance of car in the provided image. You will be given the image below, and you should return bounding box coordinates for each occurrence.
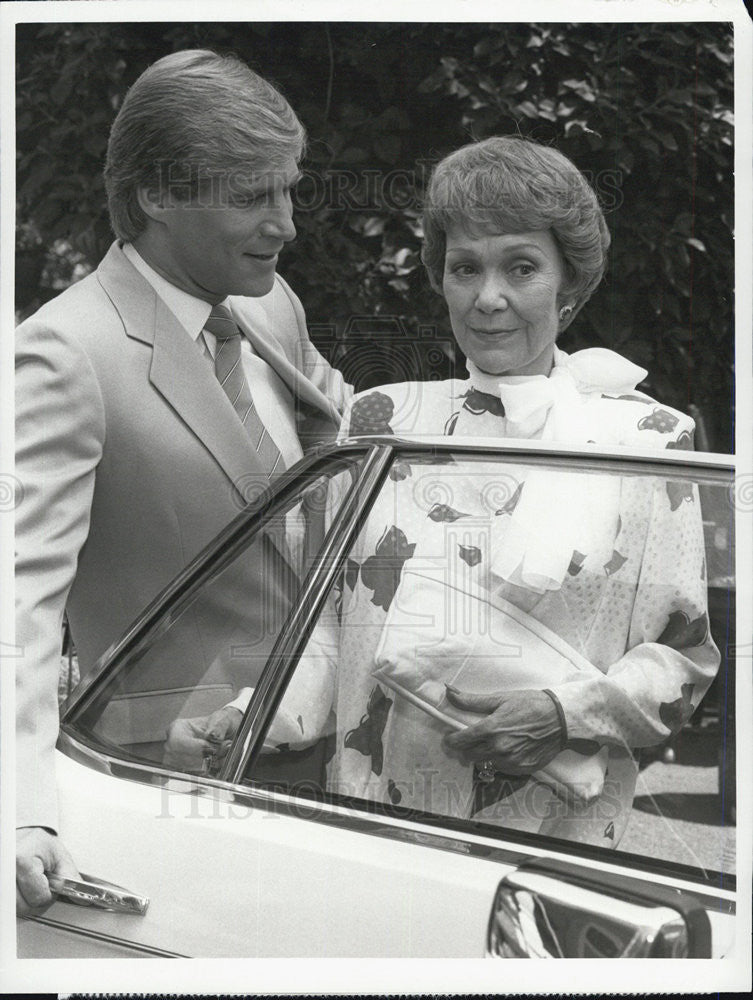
[17,436,741,964]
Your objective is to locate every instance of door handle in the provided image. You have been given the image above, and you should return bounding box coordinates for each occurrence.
[46,872,149,915]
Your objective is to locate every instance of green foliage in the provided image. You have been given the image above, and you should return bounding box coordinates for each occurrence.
[16,22,734,450]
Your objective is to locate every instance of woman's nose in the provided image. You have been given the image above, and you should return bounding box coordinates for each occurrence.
[474,276,509,313]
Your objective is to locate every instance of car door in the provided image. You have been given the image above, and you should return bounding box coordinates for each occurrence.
[19,445,534,959]
[18,440,739,959]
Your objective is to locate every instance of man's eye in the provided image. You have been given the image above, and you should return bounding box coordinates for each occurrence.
[230,191,268,209]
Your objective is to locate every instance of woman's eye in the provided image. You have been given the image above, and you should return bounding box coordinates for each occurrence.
[449,263,477,277]
[512,262,536,277]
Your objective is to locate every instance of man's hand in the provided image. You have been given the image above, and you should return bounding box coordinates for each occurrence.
[443,687,563,774]
[204,704,244,743]
[164,706,243,772]
[17,827,79,916]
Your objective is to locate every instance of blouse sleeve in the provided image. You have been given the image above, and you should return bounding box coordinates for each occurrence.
[549,475,720,751]
[337,387,401,442]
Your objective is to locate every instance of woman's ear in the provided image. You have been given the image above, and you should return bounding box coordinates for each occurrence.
[558,302,576,332]
[425,264,444,296]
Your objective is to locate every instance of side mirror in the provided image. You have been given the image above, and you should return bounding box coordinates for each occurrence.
[487,857,712,958]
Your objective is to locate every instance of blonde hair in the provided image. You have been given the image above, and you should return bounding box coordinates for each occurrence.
[105,49,305,240]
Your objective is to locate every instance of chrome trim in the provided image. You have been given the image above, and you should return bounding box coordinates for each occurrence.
[390,445,733,484]
[20,915,187,958]
[222,443,395,781]
[55,732,736,916]
[342,433,735,471]
[486,860,711,957]
[46,872,149,915]
[57,730,113,775]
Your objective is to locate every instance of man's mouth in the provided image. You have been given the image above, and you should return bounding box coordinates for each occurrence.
[244,250,280,262]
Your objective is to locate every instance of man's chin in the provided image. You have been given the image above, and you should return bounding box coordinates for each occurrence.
[232,273,277,299]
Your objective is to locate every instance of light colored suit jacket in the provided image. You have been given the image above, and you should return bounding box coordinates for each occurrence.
[15,241,351,830]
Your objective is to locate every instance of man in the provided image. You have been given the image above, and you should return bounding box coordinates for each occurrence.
[15,49,350,912]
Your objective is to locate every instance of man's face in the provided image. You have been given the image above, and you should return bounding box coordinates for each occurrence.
[142,158,301,302]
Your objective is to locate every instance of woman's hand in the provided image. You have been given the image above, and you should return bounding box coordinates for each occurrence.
[442,687,563,774]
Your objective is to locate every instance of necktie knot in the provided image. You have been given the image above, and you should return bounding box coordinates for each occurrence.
[205,304,240,341]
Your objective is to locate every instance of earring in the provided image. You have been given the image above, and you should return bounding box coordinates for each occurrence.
[559,305,573,323]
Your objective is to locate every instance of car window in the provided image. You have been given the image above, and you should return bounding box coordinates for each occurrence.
[63,451,369,773]
[241,450,735,883]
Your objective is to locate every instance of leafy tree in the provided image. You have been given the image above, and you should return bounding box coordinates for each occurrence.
[16,21,734,450]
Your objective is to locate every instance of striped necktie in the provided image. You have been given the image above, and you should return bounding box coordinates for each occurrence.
[204,304,285,479]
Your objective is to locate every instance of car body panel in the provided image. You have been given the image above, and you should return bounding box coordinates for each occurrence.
[19,747,736,958]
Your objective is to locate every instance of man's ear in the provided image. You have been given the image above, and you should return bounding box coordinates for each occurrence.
[137,186,170,222]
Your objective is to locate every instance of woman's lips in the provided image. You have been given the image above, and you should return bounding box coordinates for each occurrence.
[469,326,518,336]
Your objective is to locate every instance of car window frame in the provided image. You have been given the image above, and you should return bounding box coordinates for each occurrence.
[231,437,735,784]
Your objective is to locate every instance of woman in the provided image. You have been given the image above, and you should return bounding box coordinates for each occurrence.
[170,136,717,849]
[326,136,718,847]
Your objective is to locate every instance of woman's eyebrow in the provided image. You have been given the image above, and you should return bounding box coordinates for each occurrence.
[505,243,546,254]
[445,242,545,256]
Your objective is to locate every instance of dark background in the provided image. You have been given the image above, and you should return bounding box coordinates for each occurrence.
[15,21,734,452]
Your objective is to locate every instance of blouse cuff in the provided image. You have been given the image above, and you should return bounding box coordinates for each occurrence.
[542,688,568,750]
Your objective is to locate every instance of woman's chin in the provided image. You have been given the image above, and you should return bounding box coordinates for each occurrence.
[467,346,555,378]
[467,352,524,377]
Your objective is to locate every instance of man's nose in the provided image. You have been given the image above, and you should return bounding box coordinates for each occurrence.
[261,197,296,242]
[474,275,510,313]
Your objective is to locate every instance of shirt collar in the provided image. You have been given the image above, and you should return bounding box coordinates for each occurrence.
[122,243,231,339]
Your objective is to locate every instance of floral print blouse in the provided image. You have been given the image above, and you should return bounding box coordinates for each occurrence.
[322,350,719,849]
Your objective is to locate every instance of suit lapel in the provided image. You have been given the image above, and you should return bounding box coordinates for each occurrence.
[232,303,341,424]
[149,300,268,488]
[97,243,267,490]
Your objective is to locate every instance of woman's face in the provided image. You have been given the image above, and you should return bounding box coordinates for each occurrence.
[442,226,568,377]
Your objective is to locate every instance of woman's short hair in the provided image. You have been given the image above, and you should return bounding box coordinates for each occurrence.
[105,49,306,241]
[421,136,611,317]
